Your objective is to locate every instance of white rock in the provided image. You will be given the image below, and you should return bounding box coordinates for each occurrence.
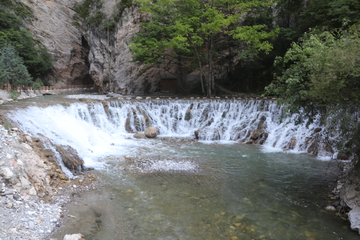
[6,153,13,159]
[325,205,336,211]
[28,187,37,196]
[20,177,32,190]
[349,207,360,234]
[63,233,83,240]
[25,136,33,143]
[17,159,24,166]
[0,167,14,180]
[21,143,32,150]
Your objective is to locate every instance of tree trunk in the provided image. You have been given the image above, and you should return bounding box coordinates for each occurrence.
[194,48,205,96]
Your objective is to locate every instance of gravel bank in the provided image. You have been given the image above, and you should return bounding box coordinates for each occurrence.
[0,122,98,240]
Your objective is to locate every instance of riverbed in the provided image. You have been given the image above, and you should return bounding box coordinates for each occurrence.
[4,94,358,239]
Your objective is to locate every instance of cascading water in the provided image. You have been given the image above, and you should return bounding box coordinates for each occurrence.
[6,98,357,240]
[8,99,336,165]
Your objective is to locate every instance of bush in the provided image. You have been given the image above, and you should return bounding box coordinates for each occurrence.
[8,90,19,101]
[32,78,44,90]
[265,24,360,108]
[0,45,32,87]
[0,9,53,79]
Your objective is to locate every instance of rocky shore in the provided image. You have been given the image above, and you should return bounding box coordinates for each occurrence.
[0,118,101,240]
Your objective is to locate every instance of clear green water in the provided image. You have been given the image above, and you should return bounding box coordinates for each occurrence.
[53,140,357,240]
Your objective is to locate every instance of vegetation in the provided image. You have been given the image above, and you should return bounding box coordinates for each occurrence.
[0,0,34,19]
[32,78,44,90]
[73,0,132,31]
[130,0,278,96]
[0,8,53,82]
[0,45,32,88]
[265,26,360,110]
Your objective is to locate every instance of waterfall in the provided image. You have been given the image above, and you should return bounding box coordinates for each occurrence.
[8,99,338,168]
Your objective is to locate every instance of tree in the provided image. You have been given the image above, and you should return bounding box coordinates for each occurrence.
[265,24,360,159]
[130,0,278,96]
[0,44,32,88]
[0,8,53,80]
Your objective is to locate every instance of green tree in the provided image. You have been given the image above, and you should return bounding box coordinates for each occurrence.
[0,44,32,87]
[0,8,53,80]
[130,0,278,96]
[265,25,360,108]
[265,25,360,158]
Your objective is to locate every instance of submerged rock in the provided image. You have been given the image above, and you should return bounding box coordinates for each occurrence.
[145,126,157,138]
[133,132,146,139]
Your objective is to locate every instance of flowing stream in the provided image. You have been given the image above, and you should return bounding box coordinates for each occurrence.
[6,97,358,239]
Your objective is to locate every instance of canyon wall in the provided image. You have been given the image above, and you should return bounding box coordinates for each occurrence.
[20,0,161,93]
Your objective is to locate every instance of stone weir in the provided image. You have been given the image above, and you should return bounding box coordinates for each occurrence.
[6,97,352,161]
[92,98,346,160]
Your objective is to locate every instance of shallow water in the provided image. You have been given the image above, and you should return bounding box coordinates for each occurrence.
[5,95,358,239]
[54,141,357,240]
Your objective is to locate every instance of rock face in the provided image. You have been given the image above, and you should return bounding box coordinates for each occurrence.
[19,0,161,93]
[20,0,91,86]
[145,126,157,138]
[83,4,161,94]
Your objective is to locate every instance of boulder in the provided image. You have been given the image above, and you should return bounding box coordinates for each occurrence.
[125,118,132,133]
[349,207,360,234]
[288,139,297,150]
[133,132,146,139]
[194,130,200,139]
[250,130,261,140]
[54,145,85,171]
[145,126,157,138]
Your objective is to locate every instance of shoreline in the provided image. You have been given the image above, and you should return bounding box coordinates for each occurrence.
[0,120,102,240]
[1,94,359,238]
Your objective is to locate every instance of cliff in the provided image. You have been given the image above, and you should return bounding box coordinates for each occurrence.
[20,0,161,94]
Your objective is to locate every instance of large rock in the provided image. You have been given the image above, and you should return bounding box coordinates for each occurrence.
[145,127,157,138]
[54,145,85,171]
[341,169,360,234]
[349,208,360,234]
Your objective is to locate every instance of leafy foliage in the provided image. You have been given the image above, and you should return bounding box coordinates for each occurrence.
[0,0,34,19]
[265,25,360,108]
[32,78,44,90]
[265,25,360,158]
[0,9,53,80]
[130,0,278,96]
[0,45,32,87]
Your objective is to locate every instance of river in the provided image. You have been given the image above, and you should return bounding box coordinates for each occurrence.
[5,95,357,239]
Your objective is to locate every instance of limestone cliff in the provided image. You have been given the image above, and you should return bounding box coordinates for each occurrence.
[83,2,160,94]
[20,0,160,93]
